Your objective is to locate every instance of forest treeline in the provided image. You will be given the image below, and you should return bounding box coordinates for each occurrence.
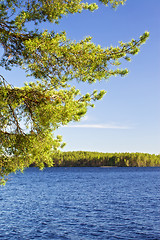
[49,151,160,167]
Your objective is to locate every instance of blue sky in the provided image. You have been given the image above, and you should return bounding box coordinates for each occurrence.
[1,0,160,154]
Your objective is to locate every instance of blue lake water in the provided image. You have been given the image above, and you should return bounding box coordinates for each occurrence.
[0,167,160,240]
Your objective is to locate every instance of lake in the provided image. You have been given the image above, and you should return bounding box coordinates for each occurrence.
[0,167,160,240]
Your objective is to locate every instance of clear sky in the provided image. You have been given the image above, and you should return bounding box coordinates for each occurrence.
[1,0,160,154]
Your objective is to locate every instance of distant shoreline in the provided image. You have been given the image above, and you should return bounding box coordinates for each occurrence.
[31,151,160,168]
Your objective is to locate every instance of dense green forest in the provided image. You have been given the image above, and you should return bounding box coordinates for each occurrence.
[47,151,160,167]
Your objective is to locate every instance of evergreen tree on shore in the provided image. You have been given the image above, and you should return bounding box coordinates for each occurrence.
[0,0,149,184]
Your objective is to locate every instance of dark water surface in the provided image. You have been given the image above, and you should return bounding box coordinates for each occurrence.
[0,167,160,240]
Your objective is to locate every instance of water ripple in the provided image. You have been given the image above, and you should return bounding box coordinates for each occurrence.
[0,167,160,240]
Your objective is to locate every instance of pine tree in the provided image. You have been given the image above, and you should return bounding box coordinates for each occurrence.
[0,0,149,184]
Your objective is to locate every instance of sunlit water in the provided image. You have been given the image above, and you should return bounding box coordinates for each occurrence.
[0,167,160,240]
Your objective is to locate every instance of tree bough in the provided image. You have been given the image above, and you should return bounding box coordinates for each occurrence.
[0,0,149,184]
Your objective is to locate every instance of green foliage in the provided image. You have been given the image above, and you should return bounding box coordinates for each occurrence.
[52,151,160,167]
[0,0,149,184]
